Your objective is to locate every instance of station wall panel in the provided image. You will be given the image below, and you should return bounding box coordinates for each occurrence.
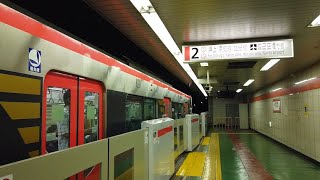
[250,61,320,162]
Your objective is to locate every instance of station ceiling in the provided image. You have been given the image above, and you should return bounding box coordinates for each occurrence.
[85,0,320,96]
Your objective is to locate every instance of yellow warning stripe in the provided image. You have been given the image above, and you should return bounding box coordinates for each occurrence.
[202,137,210,146]
[0,73,41,95]
[202,133,222,180]
[0,102,40,119]
[213,133,222,180]
[176,152,206,176]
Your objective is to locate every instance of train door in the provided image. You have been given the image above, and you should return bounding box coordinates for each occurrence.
[43,72,103,180]
[78,78,103,180]
[163,97,171,118]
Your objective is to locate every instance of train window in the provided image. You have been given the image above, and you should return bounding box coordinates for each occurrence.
[125,95,143,131]
[84,92,99,144]
[157,99,165,118]
[144,98,156,120]
[46,87,70,153]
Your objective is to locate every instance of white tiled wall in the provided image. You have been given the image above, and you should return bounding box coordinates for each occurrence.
[250,63,320,162]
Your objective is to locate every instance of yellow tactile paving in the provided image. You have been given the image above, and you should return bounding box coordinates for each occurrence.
[202,133,222,180]
[202,137,210,146]
[176,152,206,176]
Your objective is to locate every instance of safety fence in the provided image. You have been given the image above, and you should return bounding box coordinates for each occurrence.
[0,129,147,180]
[213,117,240,130]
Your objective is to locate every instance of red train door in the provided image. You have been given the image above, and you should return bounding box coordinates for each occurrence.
[164,97,172,118]
[77,78,103,180]
[42,72,104,180]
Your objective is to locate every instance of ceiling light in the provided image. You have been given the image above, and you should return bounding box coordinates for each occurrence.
[294,77,316,85]
[260,59,280,71]
[271,88,282,92]
[243,79,254,86]
[236,89,242,93]
[308,14,320,27]
[200,62,208,67]
[130,0,207,97]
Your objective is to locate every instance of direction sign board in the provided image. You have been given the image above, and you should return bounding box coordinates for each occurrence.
[183,39,294,62]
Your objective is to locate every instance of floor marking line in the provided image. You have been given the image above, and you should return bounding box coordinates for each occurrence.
[227,133,274,180]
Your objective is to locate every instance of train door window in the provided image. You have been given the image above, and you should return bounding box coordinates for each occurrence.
[83,92,99,143]
[46,87,71,152]
[43,72,77,154]
[164,97,172,118]
[157,99,165,118]
[144,98,155,120]
[125,95,143,131]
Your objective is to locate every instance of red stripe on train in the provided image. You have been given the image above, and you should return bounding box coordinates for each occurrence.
[0,4,190,99]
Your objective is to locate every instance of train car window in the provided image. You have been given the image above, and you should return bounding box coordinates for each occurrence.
[107,90,126,137]
[46,87,70,153]
[125,95,143,131]
[144,98,156,120]
[84,92,99,144]
[172,103,184,119]
[157,99,165,118]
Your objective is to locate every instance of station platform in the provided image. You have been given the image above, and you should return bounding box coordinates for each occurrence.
[172,129,320,180]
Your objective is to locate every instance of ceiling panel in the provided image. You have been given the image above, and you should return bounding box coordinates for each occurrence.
[86,0,320,95]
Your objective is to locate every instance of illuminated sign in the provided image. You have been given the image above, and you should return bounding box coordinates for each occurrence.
[183,39,293,62]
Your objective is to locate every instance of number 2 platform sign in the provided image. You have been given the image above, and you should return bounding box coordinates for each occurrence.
[182,39,294,63]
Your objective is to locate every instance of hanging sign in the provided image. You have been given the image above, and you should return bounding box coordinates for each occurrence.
[183,39,293,62]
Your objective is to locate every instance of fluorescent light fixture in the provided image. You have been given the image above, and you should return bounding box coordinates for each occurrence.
[294,77,316,85]
[271,88,282,92]
[236,89,242,93]
[308,14,320,27]
[260,59,280,71]
[200,62,208,67]
[130,0,207,97]
[243,79,254,86]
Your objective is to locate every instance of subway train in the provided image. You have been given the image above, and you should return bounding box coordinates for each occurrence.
[0,3,197,179]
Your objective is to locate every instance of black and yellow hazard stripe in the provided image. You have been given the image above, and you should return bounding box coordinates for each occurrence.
[0,70,42,165]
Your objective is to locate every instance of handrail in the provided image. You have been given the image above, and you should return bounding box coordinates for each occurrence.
[0,139,108,180]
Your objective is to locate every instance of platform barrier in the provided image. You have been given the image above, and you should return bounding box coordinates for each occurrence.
[214,116,240,130]
[174,118,186,158]
[184,114,201,151]
[200,112,208,137]
[109,129,148,180]
[0,139,108,180]
[142,118,174,180]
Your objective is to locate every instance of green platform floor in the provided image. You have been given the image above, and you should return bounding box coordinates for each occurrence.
[218,129,320,180]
